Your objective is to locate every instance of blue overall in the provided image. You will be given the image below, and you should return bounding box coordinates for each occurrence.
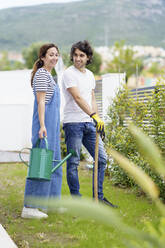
[24,75,62,209]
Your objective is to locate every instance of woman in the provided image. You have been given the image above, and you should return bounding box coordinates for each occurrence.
[21,43,62,219]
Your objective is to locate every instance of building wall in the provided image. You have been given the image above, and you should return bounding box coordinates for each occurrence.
[101,73,125,121]
[0,70,33,151]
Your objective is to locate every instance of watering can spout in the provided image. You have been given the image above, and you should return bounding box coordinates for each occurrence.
[52,149,77,173]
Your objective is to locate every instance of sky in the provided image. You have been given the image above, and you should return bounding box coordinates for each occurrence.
[0,0,82,10]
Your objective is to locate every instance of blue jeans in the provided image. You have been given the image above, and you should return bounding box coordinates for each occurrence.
[63,122,107,200]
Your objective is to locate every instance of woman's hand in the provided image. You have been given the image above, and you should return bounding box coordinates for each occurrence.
[39,125,47,139]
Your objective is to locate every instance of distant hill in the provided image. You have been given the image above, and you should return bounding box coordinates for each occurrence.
[0,0,165,51]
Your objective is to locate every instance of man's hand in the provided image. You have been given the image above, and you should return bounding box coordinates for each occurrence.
[91,113,105,140]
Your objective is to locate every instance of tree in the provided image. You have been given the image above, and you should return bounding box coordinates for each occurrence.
[0,51,11,70]
[22,42,44,69]
[11,61,25,70]
[62,51,72,68]
[148,62,164,76]
[106,41,143,82]
[87,51,102,74]
[0,51,25,70]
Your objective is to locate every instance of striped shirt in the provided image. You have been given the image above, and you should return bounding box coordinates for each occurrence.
[33,68,56,104]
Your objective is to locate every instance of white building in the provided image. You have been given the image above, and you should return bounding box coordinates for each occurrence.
[0,70,33,151]
[95,73,126,120]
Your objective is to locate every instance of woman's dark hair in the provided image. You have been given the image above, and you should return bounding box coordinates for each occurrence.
[31,43,59,87]
[70,40,93,65]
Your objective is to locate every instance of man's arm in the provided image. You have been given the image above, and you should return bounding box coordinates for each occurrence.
[67,86,94,116]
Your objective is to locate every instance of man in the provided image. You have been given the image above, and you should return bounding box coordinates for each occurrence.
[62,40,117,207]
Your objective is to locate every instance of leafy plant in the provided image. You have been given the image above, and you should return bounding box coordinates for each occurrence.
[105,82,165,199]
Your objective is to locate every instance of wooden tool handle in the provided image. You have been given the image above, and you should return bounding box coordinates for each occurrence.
[94,131,99,202]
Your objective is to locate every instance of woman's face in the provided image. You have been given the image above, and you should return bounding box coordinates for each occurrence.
[42,47,59,71]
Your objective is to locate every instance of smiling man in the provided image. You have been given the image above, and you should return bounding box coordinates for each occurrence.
[62,40,118,207]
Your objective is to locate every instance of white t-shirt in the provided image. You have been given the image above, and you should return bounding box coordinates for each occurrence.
[62,65,96,123]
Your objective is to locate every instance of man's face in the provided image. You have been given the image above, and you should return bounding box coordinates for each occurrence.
[72,48,89,70]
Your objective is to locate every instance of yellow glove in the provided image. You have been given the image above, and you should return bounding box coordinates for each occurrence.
[90,113,105,140]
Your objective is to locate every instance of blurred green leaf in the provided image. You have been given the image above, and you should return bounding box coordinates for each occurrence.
[27,196,164,247]
[129,124,165,177]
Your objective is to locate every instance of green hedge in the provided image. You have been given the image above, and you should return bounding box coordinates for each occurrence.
[105,82,165,199]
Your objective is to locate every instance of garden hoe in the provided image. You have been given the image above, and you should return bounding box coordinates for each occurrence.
[94,131,99,202]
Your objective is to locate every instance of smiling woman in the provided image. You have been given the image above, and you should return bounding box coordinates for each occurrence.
[0,0,82,10]
[21,43,63,219]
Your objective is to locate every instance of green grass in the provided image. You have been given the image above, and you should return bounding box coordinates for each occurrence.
[0,162,161,248]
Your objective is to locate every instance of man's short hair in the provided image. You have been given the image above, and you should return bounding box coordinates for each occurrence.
[70,40,93,65]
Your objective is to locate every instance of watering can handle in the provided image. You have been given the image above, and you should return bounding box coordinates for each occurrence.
[35,137,48,149]
[19,148,31,167]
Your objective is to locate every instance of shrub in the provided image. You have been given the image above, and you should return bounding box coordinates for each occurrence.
[105,82,165,199]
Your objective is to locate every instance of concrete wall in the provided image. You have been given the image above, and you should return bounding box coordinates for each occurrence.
[102,73,126,120]
[0,70,33,151]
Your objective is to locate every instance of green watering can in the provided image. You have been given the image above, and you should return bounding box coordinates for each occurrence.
[19,137,76,180]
